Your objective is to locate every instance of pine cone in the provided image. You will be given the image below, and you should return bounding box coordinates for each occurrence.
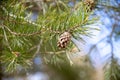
[84,0,95,11]
[57,32,71,48]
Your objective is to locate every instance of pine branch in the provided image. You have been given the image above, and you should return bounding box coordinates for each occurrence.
[2,24,42,36]
[0,0,97,73]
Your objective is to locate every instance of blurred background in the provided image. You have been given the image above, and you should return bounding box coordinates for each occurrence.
[1,0,120,80]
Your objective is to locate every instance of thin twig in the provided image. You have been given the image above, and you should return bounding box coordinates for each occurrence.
[42,50,66,54]
[88,36,107,55]
[109,23,116,60]
[109,21,116,80]
[3,24,41,36]
[1,24,60,37]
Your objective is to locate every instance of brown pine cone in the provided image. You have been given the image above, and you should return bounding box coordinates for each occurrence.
[84,0,95,11]
[57,32,71,48]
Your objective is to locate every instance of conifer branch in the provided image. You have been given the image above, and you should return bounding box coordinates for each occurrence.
[1,24,61,37]
[2,24,42,36]
[0,0,96,74]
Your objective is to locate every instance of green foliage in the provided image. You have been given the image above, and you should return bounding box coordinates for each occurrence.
[47,61,94,80]
[104,59,120,80]
[1,51,32,73]
[0,0,96,73]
